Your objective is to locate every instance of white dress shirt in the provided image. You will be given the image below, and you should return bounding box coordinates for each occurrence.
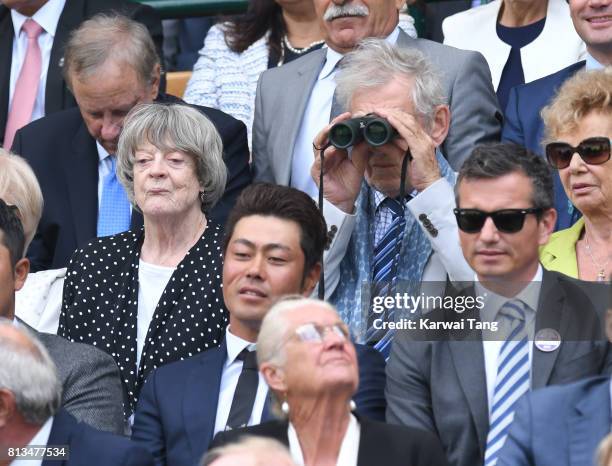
[136,259,175,370]
[288,413,360,466]
[9,0,66,123]
[213,327,269,435]
[476,265,543,413]
[290,27,401,197]
[9,416,54,466]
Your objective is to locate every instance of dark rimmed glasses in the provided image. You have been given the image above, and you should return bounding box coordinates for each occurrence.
[545,137,610,169]
[453,208,543,233]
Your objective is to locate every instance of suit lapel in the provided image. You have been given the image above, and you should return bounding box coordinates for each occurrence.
[45,0,82,114]
[531,271,567,389]
[184,343,227,458]
[275,51,326,185]
[261,389,274,422]
[569,378,611,466]
[65,119,98,246]
[0,7,13,141]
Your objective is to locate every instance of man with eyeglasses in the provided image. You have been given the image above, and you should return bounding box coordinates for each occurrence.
[386,142,611,466]
[130,184,386,466]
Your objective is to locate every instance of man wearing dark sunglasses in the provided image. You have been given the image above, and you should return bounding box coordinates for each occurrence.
[387,142,611,466]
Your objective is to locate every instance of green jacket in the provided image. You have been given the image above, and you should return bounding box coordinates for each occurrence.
[539,217,584,279]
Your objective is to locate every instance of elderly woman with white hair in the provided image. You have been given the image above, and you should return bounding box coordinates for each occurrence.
[58,102,229,416]
[0,150,65,333]
[212,297,448,466]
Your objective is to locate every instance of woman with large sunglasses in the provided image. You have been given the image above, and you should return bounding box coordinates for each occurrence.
[539,69,612,282]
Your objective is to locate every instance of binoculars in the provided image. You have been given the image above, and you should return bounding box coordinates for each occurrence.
[328,115,398,149]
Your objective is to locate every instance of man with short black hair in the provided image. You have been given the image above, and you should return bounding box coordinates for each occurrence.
[386,142,611,466]
[132,183,386,466]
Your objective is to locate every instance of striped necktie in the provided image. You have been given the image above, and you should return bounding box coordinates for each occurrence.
[365,198,406,358]
[97,155,131,237]
[484,299,530,466]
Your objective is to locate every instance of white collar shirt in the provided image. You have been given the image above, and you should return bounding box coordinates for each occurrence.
[9,416,54,466]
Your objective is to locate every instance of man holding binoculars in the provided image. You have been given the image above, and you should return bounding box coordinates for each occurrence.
[315,39,472,346]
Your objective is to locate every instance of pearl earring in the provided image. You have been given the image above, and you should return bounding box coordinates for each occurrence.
[349,400,356,411]
[281,401,290,414]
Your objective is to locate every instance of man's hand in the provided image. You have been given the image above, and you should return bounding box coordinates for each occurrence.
[311,113,368,213]
[375,108,441,193]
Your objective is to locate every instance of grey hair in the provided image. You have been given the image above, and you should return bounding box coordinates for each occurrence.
[0,149,43,253]
[0,320,62,424]
[116,103,227,213]
[63,13,159,89]
[256,296,338,368]
[201,436,294,466]
[335,38,447,130]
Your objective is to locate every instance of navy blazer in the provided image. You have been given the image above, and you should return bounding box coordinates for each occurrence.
[13,95,251,272]
[41,409,153,466]
[502,61,585,231]
[132,340,386,466]
[498,376,611,466]
[0,0,163,147]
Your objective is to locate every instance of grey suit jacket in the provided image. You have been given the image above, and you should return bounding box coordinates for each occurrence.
[385,270,611,466]
[22,322,125,434]
[252,28,501,183]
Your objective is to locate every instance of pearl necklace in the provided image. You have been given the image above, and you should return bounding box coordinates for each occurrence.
[282,34,325,55]
[584,235,610,282]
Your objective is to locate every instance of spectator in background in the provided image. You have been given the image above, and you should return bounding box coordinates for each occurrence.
[59,103,229,418]
[252,0,500,187]
[13,14,250,272]
[211,297,448,466]
[184,0,418,148]
[539,69,612,281]
[0,320,154,465]
[0,149,63,333]
[0,0,163,149]
[502,0,612,231]
[443,0,585,112]
[0,199,125,433]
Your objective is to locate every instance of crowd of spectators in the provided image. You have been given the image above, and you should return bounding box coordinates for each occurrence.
[0,0,610,465]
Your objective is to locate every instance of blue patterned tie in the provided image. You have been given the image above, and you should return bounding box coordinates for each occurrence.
[484,299,530,466]
[365,198,406,358]
[97,155,131,237]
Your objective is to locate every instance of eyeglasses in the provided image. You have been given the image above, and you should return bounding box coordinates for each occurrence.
[453,208,543,233]
[545,137,610,169]
[292,323,350,344]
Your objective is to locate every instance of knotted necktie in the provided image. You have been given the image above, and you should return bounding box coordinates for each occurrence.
[329,58,345,121]
[226,348,259,430]
[484,299,530,466]
[97,155,131,237]
[365,198,406,358]
[4,19,43,149]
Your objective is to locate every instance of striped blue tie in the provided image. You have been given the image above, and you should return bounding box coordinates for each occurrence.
[484,299,530,466]
[97,155,131,237]
[365,198,406,358]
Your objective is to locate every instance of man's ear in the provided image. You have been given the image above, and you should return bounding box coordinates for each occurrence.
[13,258,29,292]
[148,63,161,101]
[301,263,322,297]
[0,389,16,429]
[260,362,287,394]
[430,105,451,147]
[537,208,557,246]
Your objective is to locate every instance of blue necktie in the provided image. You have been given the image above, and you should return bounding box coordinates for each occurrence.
[484,299,530,466]
[365,198,406,358]
[97,155,131,237]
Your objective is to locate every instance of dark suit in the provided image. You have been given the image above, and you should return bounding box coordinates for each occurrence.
[502,61,586,230]
[19,319,125,434]
[386,270,611,466]
[211,416,448,466]
[132,340,386,466]
[497,376,610,466]
[13,95,251,271]
[40,409,153,466]
[0,0,163,147]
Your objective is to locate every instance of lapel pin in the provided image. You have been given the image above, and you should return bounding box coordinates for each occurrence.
[535,328,561,352]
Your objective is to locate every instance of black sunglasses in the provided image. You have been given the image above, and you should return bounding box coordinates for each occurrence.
[453,208,543,233]
[545,137,610,169]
